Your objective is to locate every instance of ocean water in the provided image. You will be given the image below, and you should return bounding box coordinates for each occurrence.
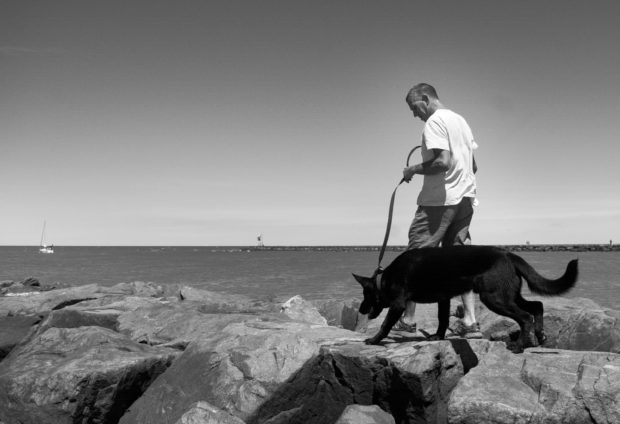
[1,246,619,309]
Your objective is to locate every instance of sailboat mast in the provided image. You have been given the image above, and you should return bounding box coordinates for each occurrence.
[40,221,47,246]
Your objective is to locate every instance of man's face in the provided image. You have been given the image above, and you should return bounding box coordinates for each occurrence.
[408,95,429,122]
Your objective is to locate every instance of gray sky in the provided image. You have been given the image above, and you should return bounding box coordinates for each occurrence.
[2,1,619,246]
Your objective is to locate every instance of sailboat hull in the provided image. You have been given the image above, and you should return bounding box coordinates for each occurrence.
[39,221,54,254]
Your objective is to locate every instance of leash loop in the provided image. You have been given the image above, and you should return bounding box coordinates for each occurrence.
[375,145,421,274]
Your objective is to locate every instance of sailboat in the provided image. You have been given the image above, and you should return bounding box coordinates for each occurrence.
[39,221,54,254]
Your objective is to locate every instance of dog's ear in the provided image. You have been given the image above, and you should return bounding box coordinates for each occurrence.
[352,273,374,289]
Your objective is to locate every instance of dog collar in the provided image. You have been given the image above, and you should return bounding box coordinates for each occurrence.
[372,267,384,292]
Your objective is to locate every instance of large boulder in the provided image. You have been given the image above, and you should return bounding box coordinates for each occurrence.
[471,296,620,353]
[448,344,620,424]
[280,295,327,326]
[10,296,179,350]
[3,286,285,354]
[119,315,476,424]
[0,326,178,424]
[0,284,107,316]
[0,278,68,296]
[178,286,278,314]
[116,303,265,348]
[103,281,169,297]
[0,315,42,360]
[119,317,363,424]
[315,299,367,331]
[312,339,470,424]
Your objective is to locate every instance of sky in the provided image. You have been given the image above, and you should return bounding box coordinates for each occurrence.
[2,1,619,246]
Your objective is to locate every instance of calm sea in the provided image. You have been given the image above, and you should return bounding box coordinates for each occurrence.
[1,246,618,309]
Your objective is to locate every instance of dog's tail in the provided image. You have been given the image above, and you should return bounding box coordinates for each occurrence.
[508,252,578,295]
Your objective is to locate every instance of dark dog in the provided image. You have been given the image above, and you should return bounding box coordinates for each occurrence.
[353,246,578,352]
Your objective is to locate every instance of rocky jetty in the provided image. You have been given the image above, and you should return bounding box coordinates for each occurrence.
[0,279,618,424]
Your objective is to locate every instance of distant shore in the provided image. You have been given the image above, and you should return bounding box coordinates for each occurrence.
[236,244,620,253]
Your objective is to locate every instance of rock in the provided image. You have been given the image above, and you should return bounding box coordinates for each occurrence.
[315,299,367,331]
[540,297,620,352]
[116,302,263,348]
[0,281,14,289]
[119,315,472,424]
[466,296,620,353]
[65,294,173,312]
[175,401,246,424]
[261,407,301,424]
[251,338,468,424]
[448,346,620,424]
[4,285,618,424]
[1,278,67,296]
[10,289,285,351]
[317,340,465,424]
[19,296,265,350]
[20,277,40,287]
[280,295,327,325]
[178,286,278,314]
[104,281,167,297]
[0,315,42,360]
[0,326,178,424]
[335,404,395,424]
[11,296,176,350]
[118,318,366,424]
[0,284,107,316]
[26,308,121,340]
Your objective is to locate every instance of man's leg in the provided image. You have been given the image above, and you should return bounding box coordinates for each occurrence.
[460,291,477,327]
[397,205,454,331]
[443,198,480,334]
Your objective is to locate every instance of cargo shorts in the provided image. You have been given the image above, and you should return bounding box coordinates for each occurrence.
[408,197,474,249]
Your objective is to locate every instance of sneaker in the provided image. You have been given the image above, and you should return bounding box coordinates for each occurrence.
[393,319,417,333]
[450,320,482,339]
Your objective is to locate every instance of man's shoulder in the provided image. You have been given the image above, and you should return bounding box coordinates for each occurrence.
[434,108,464,121]
[429,109,471,132]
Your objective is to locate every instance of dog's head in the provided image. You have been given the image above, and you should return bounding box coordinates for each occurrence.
[352,273,384,319]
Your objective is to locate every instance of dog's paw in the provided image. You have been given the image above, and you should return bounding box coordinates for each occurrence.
[364,337,381,345]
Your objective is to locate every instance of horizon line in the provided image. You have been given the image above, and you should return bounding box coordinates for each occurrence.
[0,243,615,248]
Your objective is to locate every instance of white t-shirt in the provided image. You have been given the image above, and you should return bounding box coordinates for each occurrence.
[417,109,477,206]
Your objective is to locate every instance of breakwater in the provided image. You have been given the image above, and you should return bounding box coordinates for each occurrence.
[235,244,619,253]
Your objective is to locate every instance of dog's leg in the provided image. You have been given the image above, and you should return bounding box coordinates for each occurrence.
[364,306,404,345]
[426,299,450,341]
[517,296,545,345]
[479,291,533,353]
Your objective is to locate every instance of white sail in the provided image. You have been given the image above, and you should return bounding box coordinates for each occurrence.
[39,221,54,254]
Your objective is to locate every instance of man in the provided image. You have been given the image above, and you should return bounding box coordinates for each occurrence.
[395,83,481,338]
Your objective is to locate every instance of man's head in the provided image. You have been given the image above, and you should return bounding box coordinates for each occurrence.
[406,83,441,122]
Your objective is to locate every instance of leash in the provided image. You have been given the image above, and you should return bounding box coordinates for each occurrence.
[373,145,421,279]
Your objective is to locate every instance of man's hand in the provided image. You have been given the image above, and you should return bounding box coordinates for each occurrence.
[403,166,416,182]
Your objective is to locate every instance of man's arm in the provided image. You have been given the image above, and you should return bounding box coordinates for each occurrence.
[403,149,450,182]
